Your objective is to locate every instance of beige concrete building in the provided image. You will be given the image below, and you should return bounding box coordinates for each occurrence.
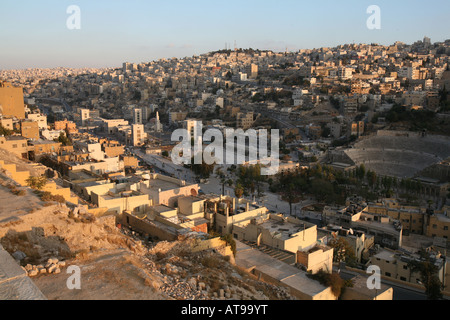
[0,117,14,131]
[20,120,40,140]
[318,225,374,263]
[0,135,30,159]
[0,81,25,119]
[236,112,254,130]
[370,248,449,291]
[135,173,199,207]
[235,241,336,300]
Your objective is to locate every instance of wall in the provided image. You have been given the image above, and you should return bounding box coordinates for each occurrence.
[216,207,268,235]
[297,247,334,274]
[0,137,29,158]
[178,196,205,216]
[121,211,177,241]
[95,193,151,215]
[0,160,78,204]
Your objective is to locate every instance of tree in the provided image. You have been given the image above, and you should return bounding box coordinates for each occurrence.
[407,251,443,300]
[55,132,72,146]
[26,176,47,190]
[328,237,356,266]
[366,170,377,188]
[234,184,244,199]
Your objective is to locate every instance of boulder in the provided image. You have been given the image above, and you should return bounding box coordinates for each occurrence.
[28,269,38,277]
[47,264,57,274]
[12,251,26,261]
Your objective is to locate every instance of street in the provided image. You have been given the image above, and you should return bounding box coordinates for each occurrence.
[337,268,428,300]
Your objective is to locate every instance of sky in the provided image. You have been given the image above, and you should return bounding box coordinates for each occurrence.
[0,0,449,70]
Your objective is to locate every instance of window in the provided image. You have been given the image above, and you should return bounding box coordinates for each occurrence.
[400,277,407,281]
[385,272,391,277]
[12,144,17,148]
[433,224,437,229]
[403,265,408,270]
[444,226,448,231]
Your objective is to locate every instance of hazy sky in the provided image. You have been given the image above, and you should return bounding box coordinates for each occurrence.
[1,0,449,69]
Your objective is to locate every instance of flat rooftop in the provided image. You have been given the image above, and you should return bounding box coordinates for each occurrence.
[146,178,184,192]
[151,205,176,214]
[258,219,310,241]
[353,219,401,234]
[373,250,396,262]
[235,241,329,299]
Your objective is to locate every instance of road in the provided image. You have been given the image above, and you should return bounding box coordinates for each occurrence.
[132,148,195,183]
[35,97,73,113]
[337,268,428,300]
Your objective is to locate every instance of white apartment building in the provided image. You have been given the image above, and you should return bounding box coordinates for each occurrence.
[338,67,353,80]
[183,119,202,145]
[133,108,143,125]
[131,124,146,147]
[26,113,47,130]
[398,67,419,80]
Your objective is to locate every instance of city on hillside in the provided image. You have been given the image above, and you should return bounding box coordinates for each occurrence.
[0,3,450,305]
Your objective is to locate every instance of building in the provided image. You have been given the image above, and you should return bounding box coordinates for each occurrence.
[131,124,146,146]
[20,120,40,140]
[247,64,258,79]
[54,119,78,134]
[133,108,143,125]
[102,141,125,158]
[398,67,419,80]
[338,67,353,80]
[135,173,199,207]
[0,117,14,131]
[323,203,403,250]
[318,225,374,263]
[236,112,254,130]
[29,140,61,160]
[350,121,364,137]
[80,109,90,126]
[169,111,188,124]
[183,119,202,144]
[370,248,448,289]
[232,212,333,274]
[26,113,47,130]
[0,135,30,159]
[101,119,129,134]
[0,81,25,119]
